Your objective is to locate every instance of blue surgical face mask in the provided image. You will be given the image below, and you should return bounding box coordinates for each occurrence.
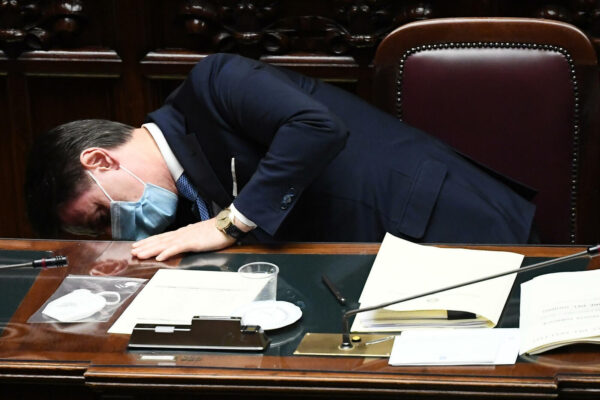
[87,167,178,240]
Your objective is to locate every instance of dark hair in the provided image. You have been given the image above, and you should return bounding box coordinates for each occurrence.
[25,119,134,237]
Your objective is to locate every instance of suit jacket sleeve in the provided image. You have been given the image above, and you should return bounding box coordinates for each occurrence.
[184,54,349,235]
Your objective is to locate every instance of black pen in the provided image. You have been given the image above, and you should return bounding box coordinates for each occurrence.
[322,274,347,305]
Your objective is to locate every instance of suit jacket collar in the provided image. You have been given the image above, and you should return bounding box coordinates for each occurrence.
[147,105,232,209]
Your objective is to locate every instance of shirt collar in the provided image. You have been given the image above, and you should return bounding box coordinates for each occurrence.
[142,122,184,181]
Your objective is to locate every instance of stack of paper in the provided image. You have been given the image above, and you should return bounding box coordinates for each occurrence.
[520,269,600,355]
[351,234,524,332]
[109,269,267,334]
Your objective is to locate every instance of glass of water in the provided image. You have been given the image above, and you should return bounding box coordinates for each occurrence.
[237,262,279,301]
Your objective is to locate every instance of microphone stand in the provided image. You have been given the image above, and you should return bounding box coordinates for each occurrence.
[340,245,600,349]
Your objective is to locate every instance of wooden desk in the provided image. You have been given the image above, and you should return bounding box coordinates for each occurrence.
[1,239,599,400]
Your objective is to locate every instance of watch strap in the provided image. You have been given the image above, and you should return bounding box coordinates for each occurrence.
[223,221,246,240]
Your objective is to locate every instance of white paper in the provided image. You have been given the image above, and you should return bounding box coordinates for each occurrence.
[352,234,524,331]
[520,269,600,355]
[109,269,268,334]
[389,328,520,366]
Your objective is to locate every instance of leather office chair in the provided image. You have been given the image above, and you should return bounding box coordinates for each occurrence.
[373,18,600,244]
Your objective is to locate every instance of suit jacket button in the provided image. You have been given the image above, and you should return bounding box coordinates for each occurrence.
[281,193,294,209]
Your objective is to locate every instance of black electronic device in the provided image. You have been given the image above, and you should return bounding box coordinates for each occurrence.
[129,316,270,351]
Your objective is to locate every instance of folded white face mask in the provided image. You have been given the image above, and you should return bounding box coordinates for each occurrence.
[42,289,121,322]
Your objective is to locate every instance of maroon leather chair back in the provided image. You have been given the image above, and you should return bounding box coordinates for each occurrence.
[374,18,600,244]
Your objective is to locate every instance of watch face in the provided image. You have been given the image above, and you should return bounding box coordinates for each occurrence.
[216,210,231,230]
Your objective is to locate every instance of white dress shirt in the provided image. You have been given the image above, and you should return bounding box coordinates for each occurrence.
[142,122,256,229]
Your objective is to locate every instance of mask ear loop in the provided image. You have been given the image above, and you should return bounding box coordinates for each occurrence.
[120,165,146,186]
[87,166,146,202]
[87,171,114,202]
[97,291,121,306]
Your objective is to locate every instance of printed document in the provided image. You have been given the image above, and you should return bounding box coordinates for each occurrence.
[109,269,266,334]
[520,269,600,355]
[389,328,520,366]
[352,233,524,331]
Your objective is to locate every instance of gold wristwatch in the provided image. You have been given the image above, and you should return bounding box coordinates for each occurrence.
[215,208,246,240]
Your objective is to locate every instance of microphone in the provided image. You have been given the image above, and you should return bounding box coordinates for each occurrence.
[0,256,68,271]
[339,245,600,349]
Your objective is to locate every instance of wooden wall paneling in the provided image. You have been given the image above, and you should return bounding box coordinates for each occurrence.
[27,76,119,130]
[0,49,123,239]
[0,0,126,238]
[0,76,9,233]
[5,70,33,238]
[140,51,368,107]
[0,71,22,238]
[112,0,151,126]
[6,71,122,239]
[144,76,186,116]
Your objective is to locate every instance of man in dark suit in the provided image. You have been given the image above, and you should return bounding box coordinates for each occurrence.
[25,53,535,261]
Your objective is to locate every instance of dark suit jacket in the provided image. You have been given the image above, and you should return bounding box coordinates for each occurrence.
[147,53,535,244]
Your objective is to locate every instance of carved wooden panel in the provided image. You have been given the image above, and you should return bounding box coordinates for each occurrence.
[0,0,89,57]
[503,0,600,37]
[141,0,600,62]
[153,0,439,62]
[0,1,599,61]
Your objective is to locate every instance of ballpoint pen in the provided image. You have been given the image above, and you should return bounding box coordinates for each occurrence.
[322,274,347,305]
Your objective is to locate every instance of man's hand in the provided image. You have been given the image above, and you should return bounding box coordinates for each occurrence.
[131,218,236,261]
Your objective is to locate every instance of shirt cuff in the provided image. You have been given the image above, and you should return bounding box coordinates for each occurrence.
[229,203,257,229]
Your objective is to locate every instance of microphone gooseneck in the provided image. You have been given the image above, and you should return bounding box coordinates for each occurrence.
[340,245,600,349]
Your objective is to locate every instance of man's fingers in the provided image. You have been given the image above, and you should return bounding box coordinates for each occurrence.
[132,239,172,259]
[156,245,184,262]
[132,246,161,259]
[132,231,194,260]
[129,222,230,261]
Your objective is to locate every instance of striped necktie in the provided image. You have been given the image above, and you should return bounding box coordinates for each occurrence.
[175,173,211,221]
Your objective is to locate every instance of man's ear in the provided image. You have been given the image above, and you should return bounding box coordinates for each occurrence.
[80,148,119,171]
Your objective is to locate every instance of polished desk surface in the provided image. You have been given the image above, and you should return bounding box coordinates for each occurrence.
[1,239,600,400]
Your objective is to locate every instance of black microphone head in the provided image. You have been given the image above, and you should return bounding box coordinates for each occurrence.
[587,245,600,256]
[31,256,68,268]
